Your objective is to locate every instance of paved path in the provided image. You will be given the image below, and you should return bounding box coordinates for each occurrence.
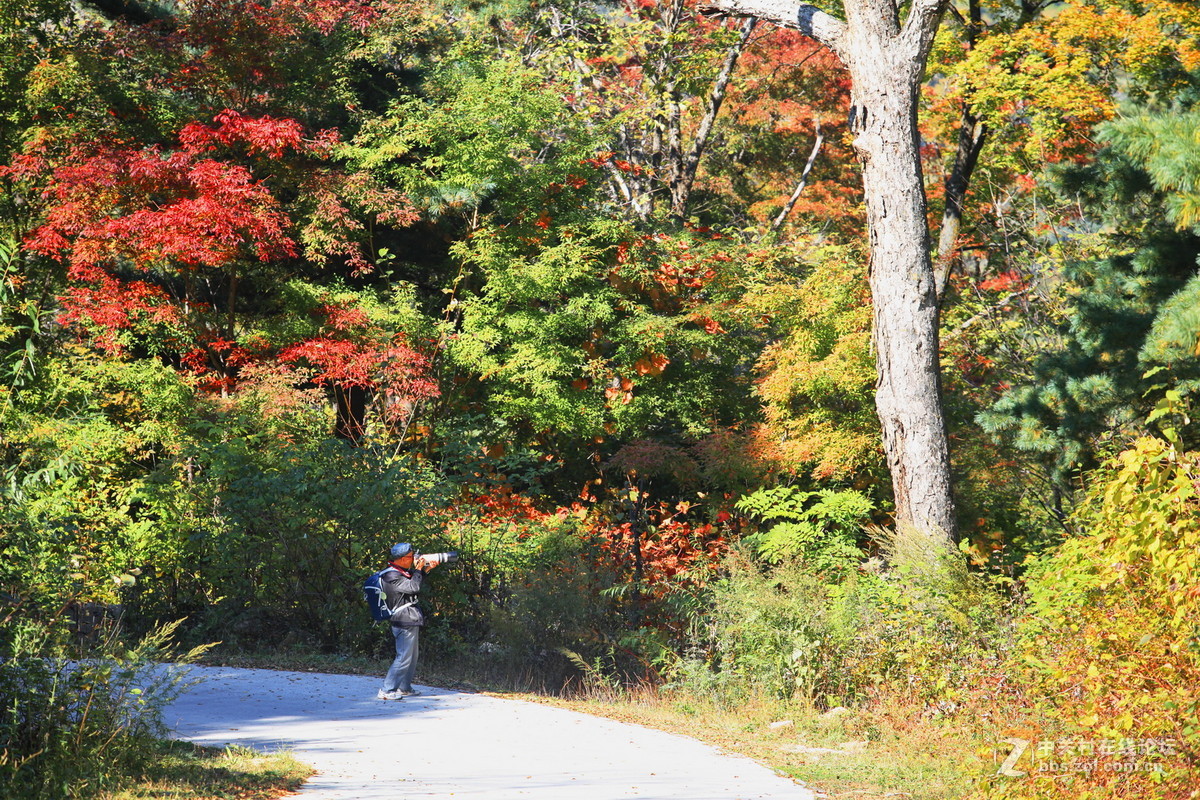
[164,665,814,800]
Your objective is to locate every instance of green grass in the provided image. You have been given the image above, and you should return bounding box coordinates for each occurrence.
[98,741,313,800]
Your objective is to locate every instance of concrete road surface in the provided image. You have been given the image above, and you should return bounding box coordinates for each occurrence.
[164,665,814,800]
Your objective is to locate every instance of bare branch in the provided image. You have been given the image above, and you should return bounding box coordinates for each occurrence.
[699,0,846,59]
[769,123,825,233]
[934,112,987,304]
[673,17,757,219]
[946,287,1030,337]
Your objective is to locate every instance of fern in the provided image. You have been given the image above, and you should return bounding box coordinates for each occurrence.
[735,487,873,577]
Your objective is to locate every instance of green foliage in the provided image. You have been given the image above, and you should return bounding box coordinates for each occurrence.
[451,224,758,450]
[1141,274,1200,377]
[735,485,872,576]
[2,351,195,609]
[1108,108,1200,398]
[1104,109,1200,231]
[1,333,446,652]
[699,555,837,702]
[937,269,1070,564]
[449,224,622,441]
[174,435,446,652]
[828,526,1009,703]
[746,244,882,483]
[349,45,596,220]
[0,0,70,162]
[0,618,208,800]
[979,112,1200,482]
[345,40,764,482]
[673,497,1008,707]
[0,239,45,404]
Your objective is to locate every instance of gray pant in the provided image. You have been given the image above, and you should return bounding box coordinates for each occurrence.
[383,624,419,693]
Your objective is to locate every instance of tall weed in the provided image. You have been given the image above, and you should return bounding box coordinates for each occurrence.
[0,616,208,800]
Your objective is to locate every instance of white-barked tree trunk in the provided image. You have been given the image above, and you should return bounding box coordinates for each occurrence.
[701,0,957,540]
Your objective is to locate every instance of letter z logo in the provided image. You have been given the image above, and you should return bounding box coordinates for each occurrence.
[997,737,1029,777]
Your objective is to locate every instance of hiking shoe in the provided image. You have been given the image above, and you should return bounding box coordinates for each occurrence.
[377,690,404,701]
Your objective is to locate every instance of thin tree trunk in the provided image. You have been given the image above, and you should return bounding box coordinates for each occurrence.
[670,17,758,220]
[624,475,646,628]
[552,3,752,223]
[666,75,684,212]
[334,384,368,445]
[934,109,986,302]
[933,0,986,303]
[225,272,238,337]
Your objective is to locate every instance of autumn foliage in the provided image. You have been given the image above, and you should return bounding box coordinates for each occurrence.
[4,1,1200,796]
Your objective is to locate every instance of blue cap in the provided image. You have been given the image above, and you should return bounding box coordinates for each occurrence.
[390,542,413,560]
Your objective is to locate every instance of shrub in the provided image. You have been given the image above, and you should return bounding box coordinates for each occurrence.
[735,486,872,576]
[699,553,839,702]
[829,526,1010,704]
[985,435,1200,798]
[673,522,1011,708]
[425,494,616,688]
[171,437,446,654]
[0,617,206,800]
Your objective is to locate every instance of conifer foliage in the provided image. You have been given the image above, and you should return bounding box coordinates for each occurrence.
[980,102,1200,478]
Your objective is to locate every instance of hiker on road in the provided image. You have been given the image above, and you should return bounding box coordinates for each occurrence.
[376,542,454,701]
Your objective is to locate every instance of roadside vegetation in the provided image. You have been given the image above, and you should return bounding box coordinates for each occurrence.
[3,1,1199,798]
[98,742,311,800]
